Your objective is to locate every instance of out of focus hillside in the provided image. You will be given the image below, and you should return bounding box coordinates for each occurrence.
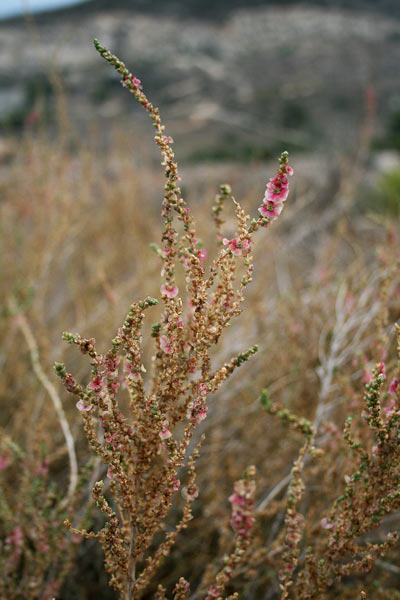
[1,0,400,162]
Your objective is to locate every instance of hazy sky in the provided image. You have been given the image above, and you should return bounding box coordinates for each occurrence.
[0,0,84,19]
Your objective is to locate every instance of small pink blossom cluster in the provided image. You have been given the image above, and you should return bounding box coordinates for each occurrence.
[76,354,121,411]
[186,397,207,424]
[161,283,179,299]
[362,361,386,384]
[205,585,220,599]
[258,154,293,221]
[165,316,184,331]
[173,578,190,597]
[76,376,100,411]
[222,237,252,257]
[121,74,142,89]
[197,382,208,396]
[76,398,93,412]
[160,334,173,354]
[172,476,180,491]
[181,246,207,271]
[159,419,172,440]
[104,430,124,452]
[320,517,336,530]
[182,485,199,502]
[123,360,142,385]
[105,354,120,375]
[77,375,104,411]
[186,382,208,424]
[198,248,207,261]
[222,291,235,311]
[229,474,256,536]
[89,375,103,393]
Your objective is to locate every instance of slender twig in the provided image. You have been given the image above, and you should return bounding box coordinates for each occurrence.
[10,299,78,502]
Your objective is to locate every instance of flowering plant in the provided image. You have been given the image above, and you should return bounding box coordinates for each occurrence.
[52,40,294,599]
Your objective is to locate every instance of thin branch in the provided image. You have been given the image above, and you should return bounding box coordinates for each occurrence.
[11,300,78,503]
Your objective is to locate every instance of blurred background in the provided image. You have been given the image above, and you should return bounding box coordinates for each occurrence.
[1,0,400,165]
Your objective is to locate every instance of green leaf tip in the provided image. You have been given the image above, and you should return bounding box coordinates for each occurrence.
[54,362,66,377]
[93,39,105,54]
[260,388,272,410]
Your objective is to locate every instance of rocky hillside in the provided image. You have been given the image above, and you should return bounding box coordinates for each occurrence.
[1,0,400,161]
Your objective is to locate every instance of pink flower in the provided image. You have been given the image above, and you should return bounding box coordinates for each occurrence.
[160,335,173,354]
[320,517,335,530]
[182,485,199,502]
[186,399,207,424]
[122,74,142,89]
[89,376,103,391]
[165,317,183,330]
[223,237,252,257]
[228,492,246,506]
[258,202,283,219]
[231,510,255,534]
[76,399,93,412]
[229,473,256,536]
[124,361,142,383]
[389,377,399,395]
[205,585,220,600]
[159,420,172,440]
[198,248,207,261]
[172,477,180,490]
[223,237,241,256]
[377,362,386,378]
[197,382,208,396]
[129,371,141,382]
[160,284,179,298]
[132,76,142,88]
[265,177,289,202]
[241,238,252,255]
[258,156,293,222]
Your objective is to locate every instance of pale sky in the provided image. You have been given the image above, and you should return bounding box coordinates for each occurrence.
[0,0,84,18]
